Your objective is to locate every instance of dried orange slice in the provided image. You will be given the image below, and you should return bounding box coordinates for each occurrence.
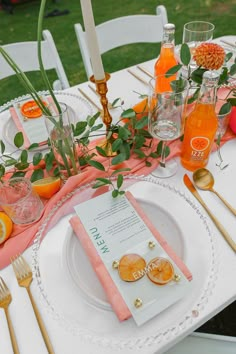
[32,177,61,199]
[190,137,210,152]
[147,257,174,285]
[118,254,146,282]
[20,100,47,119]
[0,212,13,245]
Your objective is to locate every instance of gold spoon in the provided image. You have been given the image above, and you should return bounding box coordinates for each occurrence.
[193,168,236,216]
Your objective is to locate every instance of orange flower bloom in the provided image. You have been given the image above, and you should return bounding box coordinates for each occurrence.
[193,43,225,70]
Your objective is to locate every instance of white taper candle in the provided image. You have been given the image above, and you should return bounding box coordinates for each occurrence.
[80,0,105,80]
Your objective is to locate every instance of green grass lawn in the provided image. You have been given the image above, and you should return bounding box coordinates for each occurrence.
[0,0,235,105]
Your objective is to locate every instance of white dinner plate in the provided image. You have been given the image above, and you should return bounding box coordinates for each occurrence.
[1,91,93,151]
[32,175,217,352]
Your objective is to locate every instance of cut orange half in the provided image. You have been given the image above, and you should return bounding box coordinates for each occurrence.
[118,254,146,282]
[32,177,61,199]
[20,100,47,119]
[0,212,13,245]
[147,257,174,285]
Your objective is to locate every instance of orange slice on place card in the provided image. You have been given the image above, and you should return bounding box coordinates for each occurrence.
[118,254,146,282]
[20,100,47,119]
[147,257,174,285]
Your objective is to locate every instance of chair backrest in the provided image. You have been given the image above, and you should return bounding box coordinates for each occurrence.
[0,29,70,90]
[75,5,168,79]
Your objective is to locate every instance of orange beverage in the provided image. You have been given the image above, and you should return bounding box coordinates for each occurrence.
[181,103,218,171]
[154,23,178,92]
[181,71,219,171]
[155,46,178,92]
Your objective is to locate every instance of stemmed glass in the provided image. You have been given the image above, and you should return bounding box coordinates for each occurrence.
[148,76,188,178]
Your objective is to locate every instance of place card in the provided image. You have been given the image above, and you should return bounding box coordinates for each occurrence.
[9,97,49,148]
[74,190,192,326]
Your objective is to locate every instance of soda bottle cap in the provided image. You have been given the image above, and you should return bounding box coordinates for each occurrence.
[202,70,220,86]
[164,23,175,31]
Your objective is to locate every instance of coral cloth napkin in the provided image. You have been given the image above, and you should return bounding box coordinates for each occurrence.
[0,101,236,270]
[70,191,192,322]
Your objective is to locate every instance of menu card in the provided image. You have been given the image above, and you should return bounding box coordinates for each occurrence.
[74,191,192,326]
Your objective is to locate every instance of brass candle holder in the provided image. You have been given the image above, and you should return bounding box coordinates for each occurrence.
[90,73,116,156]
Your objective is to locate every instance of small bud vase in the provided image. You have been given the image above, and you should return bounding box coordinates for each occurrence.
[44,102,80,181]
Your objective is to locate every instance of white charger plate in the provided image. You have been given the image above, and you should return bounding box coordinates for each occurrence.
[1,91,93,151]
[32,175,217,352]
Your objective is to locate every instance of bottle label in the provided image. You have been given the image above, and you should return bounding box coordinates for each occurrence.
[190,136,210,161]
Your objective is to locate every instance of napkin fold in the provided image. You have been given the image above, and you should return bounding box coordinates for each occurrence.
[70,191,192,321]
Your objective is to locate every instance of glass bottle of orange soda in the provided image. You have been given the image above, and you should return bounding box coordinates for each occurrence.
[154,23,178,92]
[180,71,219,171]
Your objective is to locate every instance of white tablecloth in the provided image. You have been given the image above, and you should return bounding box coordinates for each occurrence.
[0,35,235,354]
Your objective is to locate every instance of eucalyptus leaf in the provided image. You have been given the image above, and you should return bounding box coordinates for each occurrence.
[0,164,5,177]
[112,189,119,198]
[117,174,123,189]
[0,140,5,154]
[180,43,191,66]
[95,177,112,184]
[31,168,44,182]
[225,52,233,62]
[14,132,24,148]
[111,167,131,175]
[90,123,103,132]
[134,116,148,129]
[15,162,29,170]
[121,109,136,119]
[28,143,40,150]
[219,102,232,115]
[33,152,43,166]
[133,149,146,158]
[5,158,18,167]
[88,160,105,171]
[112,138,122,152]
[166,64,182,76]
[118,126,130,140]
[11,171,26,178]
[20,150,28,164]
[134,135,145,149]
[73,121,87,136]
[230,63,236,76]
[111,152,126,165]
[145,160,152,167]
[96,146,107,157]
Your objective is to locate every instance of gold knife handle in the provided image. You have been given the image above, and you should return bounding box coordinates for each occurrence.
[193,191,236,252]
[5,308,20,354]
[27,287,55,354]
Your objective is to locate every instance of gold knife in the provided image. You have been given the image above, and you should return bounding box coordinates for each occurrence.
[183,174,236,252]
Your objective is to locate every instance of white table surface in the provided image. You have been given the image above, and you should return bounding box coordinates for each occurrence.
[0,35,235,354]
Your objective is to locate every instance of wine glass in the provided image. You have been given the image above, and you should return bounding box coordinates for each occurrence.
[182,21,215,77]
[148,76,188,178]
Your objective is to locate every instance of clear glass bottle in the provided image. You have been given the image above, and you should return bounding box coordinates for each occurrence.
[154,23,178,92]
[180,71,219,171]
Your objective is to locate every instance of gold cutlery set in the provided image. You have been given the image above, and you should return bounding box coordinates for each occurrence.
[0,255,54,354]
[184,169,236,252]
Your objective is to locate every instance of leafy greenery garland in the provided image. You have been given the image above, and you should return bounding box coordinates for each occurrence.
[1,2,236,189]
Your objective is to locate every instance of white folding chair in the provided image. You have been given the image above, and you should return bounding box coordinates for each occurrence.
[74,5,168,79]
[0,29,70,90]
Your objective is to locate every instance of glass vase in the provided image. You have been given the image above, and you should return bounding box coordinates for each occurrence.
[44,102,80,181]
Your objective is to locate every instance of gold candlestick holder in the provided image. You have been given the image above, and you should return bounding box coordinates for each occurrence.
[90,73,116,156]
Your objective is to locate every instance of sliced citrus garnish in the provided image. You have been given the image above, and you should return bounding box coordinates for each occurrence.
[20,100,47,119]
[190,136,210,152]
[32,177,61,199]
[147,257,174,285]
[0,212,13,245]
[118,254,146,282]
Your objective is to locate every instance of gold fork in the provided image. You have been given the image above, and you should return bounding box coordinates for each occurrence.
[11,255,55,354]
[0,276,20,354]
